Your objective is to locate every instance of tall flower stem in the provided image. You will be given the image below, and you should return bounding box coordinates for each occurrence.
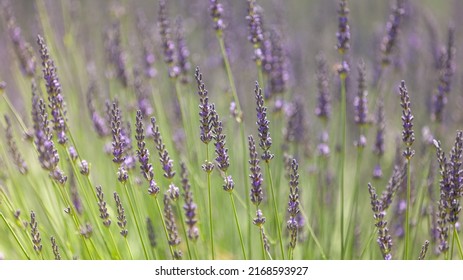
[266,162,284,259]
[122,181,149,259]
[215,32,252,258]
[0,212,30,260]
[154,196,175,258]
[453,227,463,259]
[230,192,247,259]
[174,199,192,260]
[339,75,347,259]
[404,158,411,260]
[205,146,215,260]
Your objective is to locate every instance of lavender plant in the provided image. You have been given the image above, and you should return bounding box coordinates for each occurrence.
[0,0,462,261]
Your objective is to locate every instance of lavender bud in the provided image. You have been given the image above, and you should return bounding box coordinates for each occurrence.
[79,160,90,176]
[117,166,129,183]
[253,208,266,227]
[168,183,180,201]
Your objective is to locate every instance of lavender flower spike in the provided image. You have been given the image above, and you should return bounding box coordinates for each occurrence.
[368,183,393,260]
[287,158,300,250]
[30,211,42,253]
[151,117,176,180]
[255,82,273,162]
[448,131,462,225]
[181,162,199,241]
[209,0,225,32]
[399,80,415,160]
[96,185,111,227]
[164,193,182,259]
[114,192,128,237]
[135,110,160,196]
[111,100,126,165]
[211,105,230,173]
[4,115,28,174]
[248,135,263,206]
[336,0,350,55]
[195,67,213,145]
[37,35,68,145]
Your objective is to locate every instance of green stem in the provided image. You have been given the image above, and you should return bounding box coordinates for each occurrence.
[216,33,241,118]
[266,162,284,259]
[339,75,347,259]
[204,144,215,259]
[124,237,134,260]
[0,212,31,260]
[229,192,247,259]
[154,197,175,258]
[453,226,463,259]
[122,182,149,259]
[175,199,192,260]
[404,158,411,260]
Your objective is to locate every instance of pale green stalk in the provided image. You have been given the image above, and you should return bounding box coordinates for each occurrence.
[229,192,247,259]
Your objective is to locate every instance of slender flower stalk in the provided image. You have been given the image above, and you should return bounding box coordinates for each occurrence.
[210,105,246,259]
[336,0,350,259]
[399,80,414,260]
[255,82,283,259]
[195,67,215,259]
